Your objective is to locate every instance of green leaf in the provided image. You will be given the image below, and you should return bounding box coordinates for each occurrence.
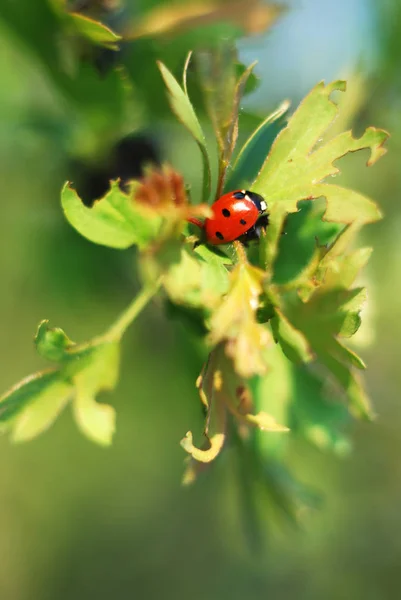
[271,308,313,363]
[164,245,230,309]
[72,342,119,446]
[272,199,342,285]
[158,61,204,142]
[298,287,368,339]
[318,246,373,291]
[252,81,388,268]
[208,261,271,378]
[163,247,204,306]
[287,280,371,417]
[12,379,72,443]
[330,339,366,369]
[35,320,73,361]
[235,62,260,95]
[158,61,211,203]
[0,370,62,424]
[61,181,161,250]
[251,344,292,457]
[196,49,258,197]
[68,12,122,47]
[1,320,122,445]
[226,100,290,191]
[291,365,351,455]
[319,353,374,420]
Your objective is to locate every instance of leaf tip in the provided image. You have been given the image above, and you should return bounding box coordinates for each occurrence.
[365,127,390,167]
[327,80,347,94]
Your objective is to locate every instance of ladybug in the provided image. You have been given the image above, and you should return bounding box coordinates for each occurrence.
[190,190,268,245]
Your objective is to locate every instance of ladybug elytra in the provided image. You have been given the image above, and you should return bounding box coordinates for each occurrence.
[189,190,268,245]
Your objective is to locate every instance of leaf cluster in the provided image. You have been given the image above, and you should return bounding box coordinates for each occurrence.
[0,28,389,524]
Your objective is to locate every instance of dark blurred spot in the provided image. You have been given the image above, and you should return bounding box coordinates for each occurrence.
[240,219,246,225]
[71,133,161,205]
[222,208,231,217]
[215,232,224,240]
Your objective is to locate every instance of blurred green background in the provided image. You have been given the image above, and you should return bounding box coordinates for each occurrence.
[0,0,400,598]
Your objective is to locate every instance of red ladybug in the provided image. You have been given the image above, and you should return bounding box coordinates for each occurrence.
[189,190,268,245]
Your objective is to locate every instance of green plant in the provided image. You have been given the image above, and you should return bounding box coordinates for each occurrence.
[0,4,389,528]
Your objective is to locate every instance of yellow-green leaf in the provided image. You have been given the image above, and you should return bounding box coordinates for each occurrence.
[0,369,61,424]
[271,308,313,363]
[68,12,122,47]
[252,81,388,268]
[209,262,271,378]
[35,320,73,361]
[12,379,72,443]
[61,181,161,250]
[158,61,211,202]
[72,342,119,446]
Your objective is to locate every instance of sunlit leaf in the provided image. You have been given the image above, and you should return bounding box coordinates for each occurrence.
[72,342,119,446]
[1,317,122,445]
[286,260,372,417]
[0,370,62,425]
[164,246,230,309]
[318,246,373,291]
[68,12,122,47]
[252,81,388,267]
[271,308,313,363]
[61,181,161,249]
[208,261,272,378]
[12,379,72,443]
[158,61,211,202]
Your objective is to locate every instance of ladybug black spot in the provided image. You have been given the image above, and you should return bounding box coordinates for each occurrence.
[215,231,224,240]
[240,219,246,225]
[222,208,231,217]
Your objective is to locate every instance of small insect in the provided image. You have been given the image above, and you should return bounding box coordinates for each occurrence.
[189,190,269,245]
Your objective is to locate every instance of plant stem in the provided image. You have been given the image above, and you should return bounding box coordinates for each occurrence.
[233,240,248,264]
[105,277,162,341]
[199,143,212,203]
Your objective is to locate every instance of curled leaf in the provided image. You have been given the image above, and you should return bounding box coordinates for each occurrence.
[35,320,74,362]
[180,430,225,463]
[209,262,271,378]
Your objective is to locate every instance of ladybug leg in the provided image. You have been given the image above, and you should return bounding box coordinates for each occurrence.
[238,214,270,245]
[238,224,258,245]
